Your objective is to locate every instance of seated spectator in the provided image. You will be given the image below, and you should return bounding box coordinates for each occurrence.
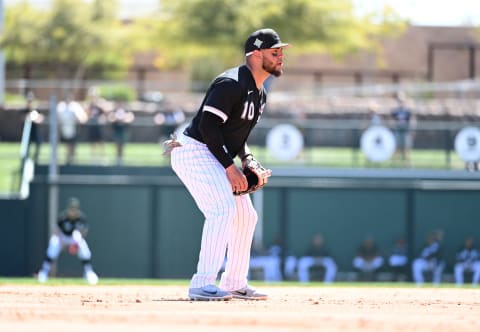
[412,230,445,286]
[454,236,480,286]
[388,237,409,281]
[353,236,384,281]
[273,237,298,281]
[297,234,337,283]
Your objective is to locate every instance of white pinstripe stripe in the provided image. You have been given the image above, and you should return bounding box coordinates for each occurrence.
[220,196,257,290]
[171,135,257,290]
[203,106,228,123]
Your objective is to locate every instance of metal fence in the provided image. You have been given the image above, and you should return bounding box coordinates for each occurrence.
[4,118,476,166]
[3,78,480,197]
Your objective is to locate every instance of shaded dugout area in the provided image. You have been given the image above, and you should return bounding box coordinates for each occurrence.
[1,165,480,280]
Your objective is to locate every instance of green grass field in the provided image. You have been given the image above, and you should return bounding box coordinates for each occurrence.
[0,277,470,288]
[0,142,467,195]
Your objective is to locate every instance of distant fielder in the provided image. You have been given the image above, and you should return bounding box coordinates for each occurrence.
[37,197,98,285]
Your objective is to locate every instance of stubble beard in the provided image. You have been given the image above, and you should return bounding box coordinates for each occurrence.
[263,62,283,77]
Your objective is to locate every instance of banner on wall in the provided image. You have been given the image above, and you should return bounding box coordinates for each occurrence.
[454,127,480,163]
[360,125,396,163]
[266,124,304,161]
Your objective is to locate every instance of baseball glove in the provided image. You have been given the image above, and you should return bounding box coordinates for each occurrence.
[234,157,272,196]
[68,243,79,255]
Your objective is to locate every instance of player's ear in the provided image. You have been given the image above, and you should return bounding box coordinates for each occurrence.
[254,50,264,58]
[247,50,262,59]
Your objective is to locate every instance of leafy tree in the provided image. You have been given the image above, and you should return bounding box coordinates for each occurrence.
[1,2,46,65]
[155,0,406,67]
[147,0,406,89]
[0,0,407,94]
[1,0,146,91]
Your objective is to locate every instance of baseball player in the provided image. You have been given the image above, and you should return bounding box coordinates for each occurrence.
[248,242,282,282]
[248,238,297,282]
[353,237,384,281]
[37,197,98,284]
[57,93,88,165]
[388,237,409,281]
[297,234,337,283]
[453,236,480,286]
[165,28,289,300]
[412,231,445,285]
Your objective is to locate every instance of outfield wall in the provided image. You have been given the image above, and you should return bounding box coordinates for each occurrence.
[2,166,480,280]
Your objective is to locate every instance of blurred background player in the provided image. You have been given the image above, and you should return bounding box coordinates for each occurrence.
[57,93,88,165]
[85,89,107,164]
[412,230,445,286]
[153,102,186,143]
[296,233,337,283]
[108,102,135,166]
[453,235,480,286]
[390,91,416,167]
[352,236,384,281]
[248,241,282,282]
[37,197,98,285]
[367,101,383,127]
[388,237,409,281]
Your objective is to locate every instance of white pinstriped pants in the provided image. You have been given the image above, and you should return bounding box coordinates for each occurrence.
[171,135,258,291]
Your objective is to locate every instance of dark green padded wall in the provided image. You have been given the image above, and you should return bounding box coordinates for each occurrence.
[0,199,28,276]
[65,185,152,278]
[4,167,480,280]
[155,186,204,278]
[282,188,407,270]
[262,189,283,248]
[413,190,480,269]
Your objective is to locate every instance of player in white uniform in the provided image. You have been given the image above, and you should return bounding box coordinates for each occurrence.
[37,197,98,285]
[412,231,445,286]
[296,234,337,283]
[167,29,289,300]
[453,236,480,286]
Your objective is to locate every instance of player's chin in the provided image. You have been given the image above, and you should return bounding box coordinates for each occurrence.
[270,68,283,77]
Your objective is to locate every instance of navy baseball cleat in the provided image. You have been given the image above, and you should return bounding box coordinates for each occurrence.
[230,286,268,300]
[188,284,232,301]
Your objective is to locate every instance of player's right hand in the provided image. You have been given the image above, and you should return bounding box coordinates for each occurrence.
[226,164,248,193]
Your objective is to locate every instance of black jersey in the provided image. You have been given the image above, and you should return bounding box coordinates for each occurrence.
[185,65,266,163]
[456,247,480,265]
[305,245,331,258]
[57,210,88,236]
[419,241,442,261]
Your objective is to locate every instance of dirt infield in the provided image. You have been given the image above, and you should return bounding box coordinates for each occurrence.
[1,284,480,331]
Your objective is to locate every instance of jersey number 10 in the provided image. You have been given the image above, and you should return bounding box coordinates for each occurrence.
[241,102,255,121]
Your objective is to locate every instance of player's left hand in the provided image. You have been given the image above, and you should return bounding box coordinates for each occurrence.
[234,157,272,195]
